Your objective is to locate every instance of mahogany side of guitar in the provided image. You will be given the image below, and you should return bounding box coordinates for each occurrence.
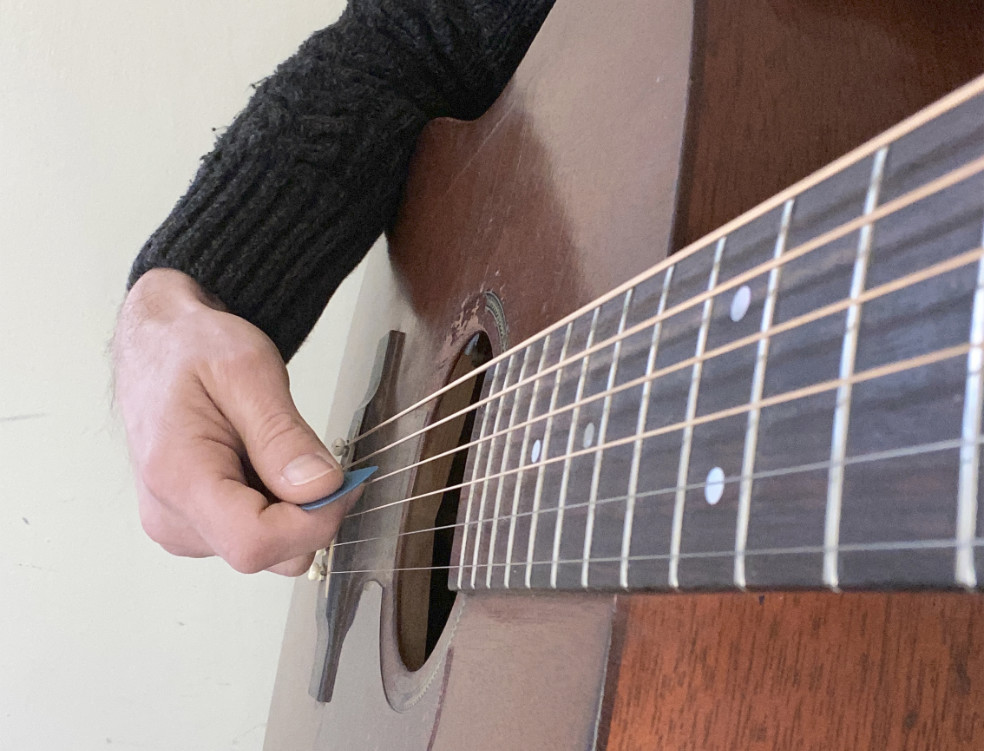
[267,0,984,748]
[602,2,984,748]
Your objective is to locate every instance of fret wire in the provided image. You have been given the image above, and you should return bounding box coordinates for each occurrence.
[525,322,574,588]
[581,289,634,587]
[352,341,976,519]
[956,215,984,588]
[359,244,984,504]
[469,355,518,589]
[669,237,727,589]
[620,267,675,588]
[455,362,502,589]
[342,77,984,455]
[550,307,602,588]
[734,199,794,589]
[485,345,534,588]
[348,155,984,475]
[336,435,983,552]
[327,538,984,580]
[824,146,888,591]
[503,333,552,588]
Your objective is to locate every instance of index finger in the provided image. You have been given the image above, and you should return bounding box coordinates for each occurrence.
[201,477,362,574]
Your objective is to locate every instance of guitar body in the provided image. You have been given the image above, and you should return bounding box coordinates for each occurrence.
[267,1,984,748]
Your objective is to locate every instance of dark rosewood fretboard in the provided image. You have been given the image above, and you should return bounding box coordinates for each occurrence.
[451,80,984,593]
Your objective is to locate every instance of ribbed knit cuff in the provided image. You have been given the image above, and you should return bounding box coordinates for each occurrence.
[128,0,554,361]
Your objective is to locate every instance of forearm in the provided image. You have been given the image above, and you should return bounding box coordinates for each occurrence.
[128,0,555,361]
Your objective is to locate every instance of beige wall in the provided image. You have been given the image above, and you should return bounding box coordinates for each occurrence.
[0,2,360,749]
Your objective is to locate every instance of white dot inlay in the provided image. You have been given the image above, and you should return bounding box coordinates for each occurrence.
[730,285,752,322]
[705,467,725,505]
[582,422,596,449]
[531,439,542,463]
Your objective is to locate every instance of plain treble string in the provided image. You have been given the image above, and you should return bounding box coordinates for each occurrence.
[336,76,984,458]
[320,538,984,580]
[354,245,984,502]
[344,339,981,520]
[341,156,984,487]
[330,435,984,554]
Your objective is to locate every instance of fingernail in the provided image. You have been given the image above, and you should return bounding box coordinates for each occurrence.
[282,454,336,486]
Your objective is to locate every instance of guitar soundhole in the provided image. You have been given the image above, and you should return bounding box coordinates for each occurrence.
[395,332,493,671]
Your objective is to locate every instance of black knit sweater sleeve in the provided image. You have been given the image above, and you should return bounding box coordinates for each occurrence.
[128,0,555,360]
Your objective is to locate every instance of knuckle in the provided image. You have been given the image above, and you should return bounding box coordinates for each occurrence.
[212,333,282,382]
[223,541,273,575]
[138,447,180,501]
[253,409,303,451]
[138,505,169,544]
[159,541,194,557]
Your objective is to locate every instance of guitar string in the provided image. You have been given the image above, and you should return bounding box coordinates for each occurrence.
[340,79,984,452]
[345,340,976,520]
[340,243,982,518]
[321,538,984,580]
[339,76,984,453]
[342,155,984,474]
[329,435,982,551]
[345,156,984,471]
[312,78,984,582]
[351,244,984,492]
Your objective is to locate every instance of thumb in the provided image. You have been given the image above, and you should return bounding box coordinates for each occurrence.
[207,346,344,505]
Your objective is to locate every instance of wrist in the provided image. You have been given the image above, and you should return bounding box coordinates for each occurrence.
[115,269,227,375]
[126,268,225,316]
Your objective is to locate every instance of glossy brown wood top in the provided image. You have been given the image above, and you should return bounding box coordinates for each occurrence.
[270,2,696,748]
[390,0,694,349]
[269,0,984,748]
[450,84,984,593]
[674,0,984,248]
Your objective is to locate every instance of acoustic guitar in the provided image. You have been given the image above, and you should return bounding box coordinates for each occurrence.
[266,1,984,748]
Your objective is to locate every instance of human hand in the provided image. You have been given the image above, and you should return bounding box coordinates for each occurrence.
[114,268,356,576]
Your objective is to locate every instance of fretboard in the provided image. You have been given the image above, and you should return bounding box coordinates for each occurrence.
[449,78,984,593]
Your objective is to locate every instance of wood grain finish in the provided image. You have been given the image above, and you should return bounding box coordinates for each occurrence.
[604,593,984,750]
[674,0,984,248]
[269,2,694,748]
[391,0,694,344]
[606,1,984,748]
[449,98,984,593]
[268,0,984,748]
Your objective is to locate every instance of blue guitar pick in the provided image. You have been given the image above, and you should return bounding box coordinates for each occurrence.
[299,466,379,510]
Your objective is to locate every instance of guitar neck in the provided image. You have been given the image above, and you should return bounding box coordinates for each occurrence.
[450,78,984,593]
